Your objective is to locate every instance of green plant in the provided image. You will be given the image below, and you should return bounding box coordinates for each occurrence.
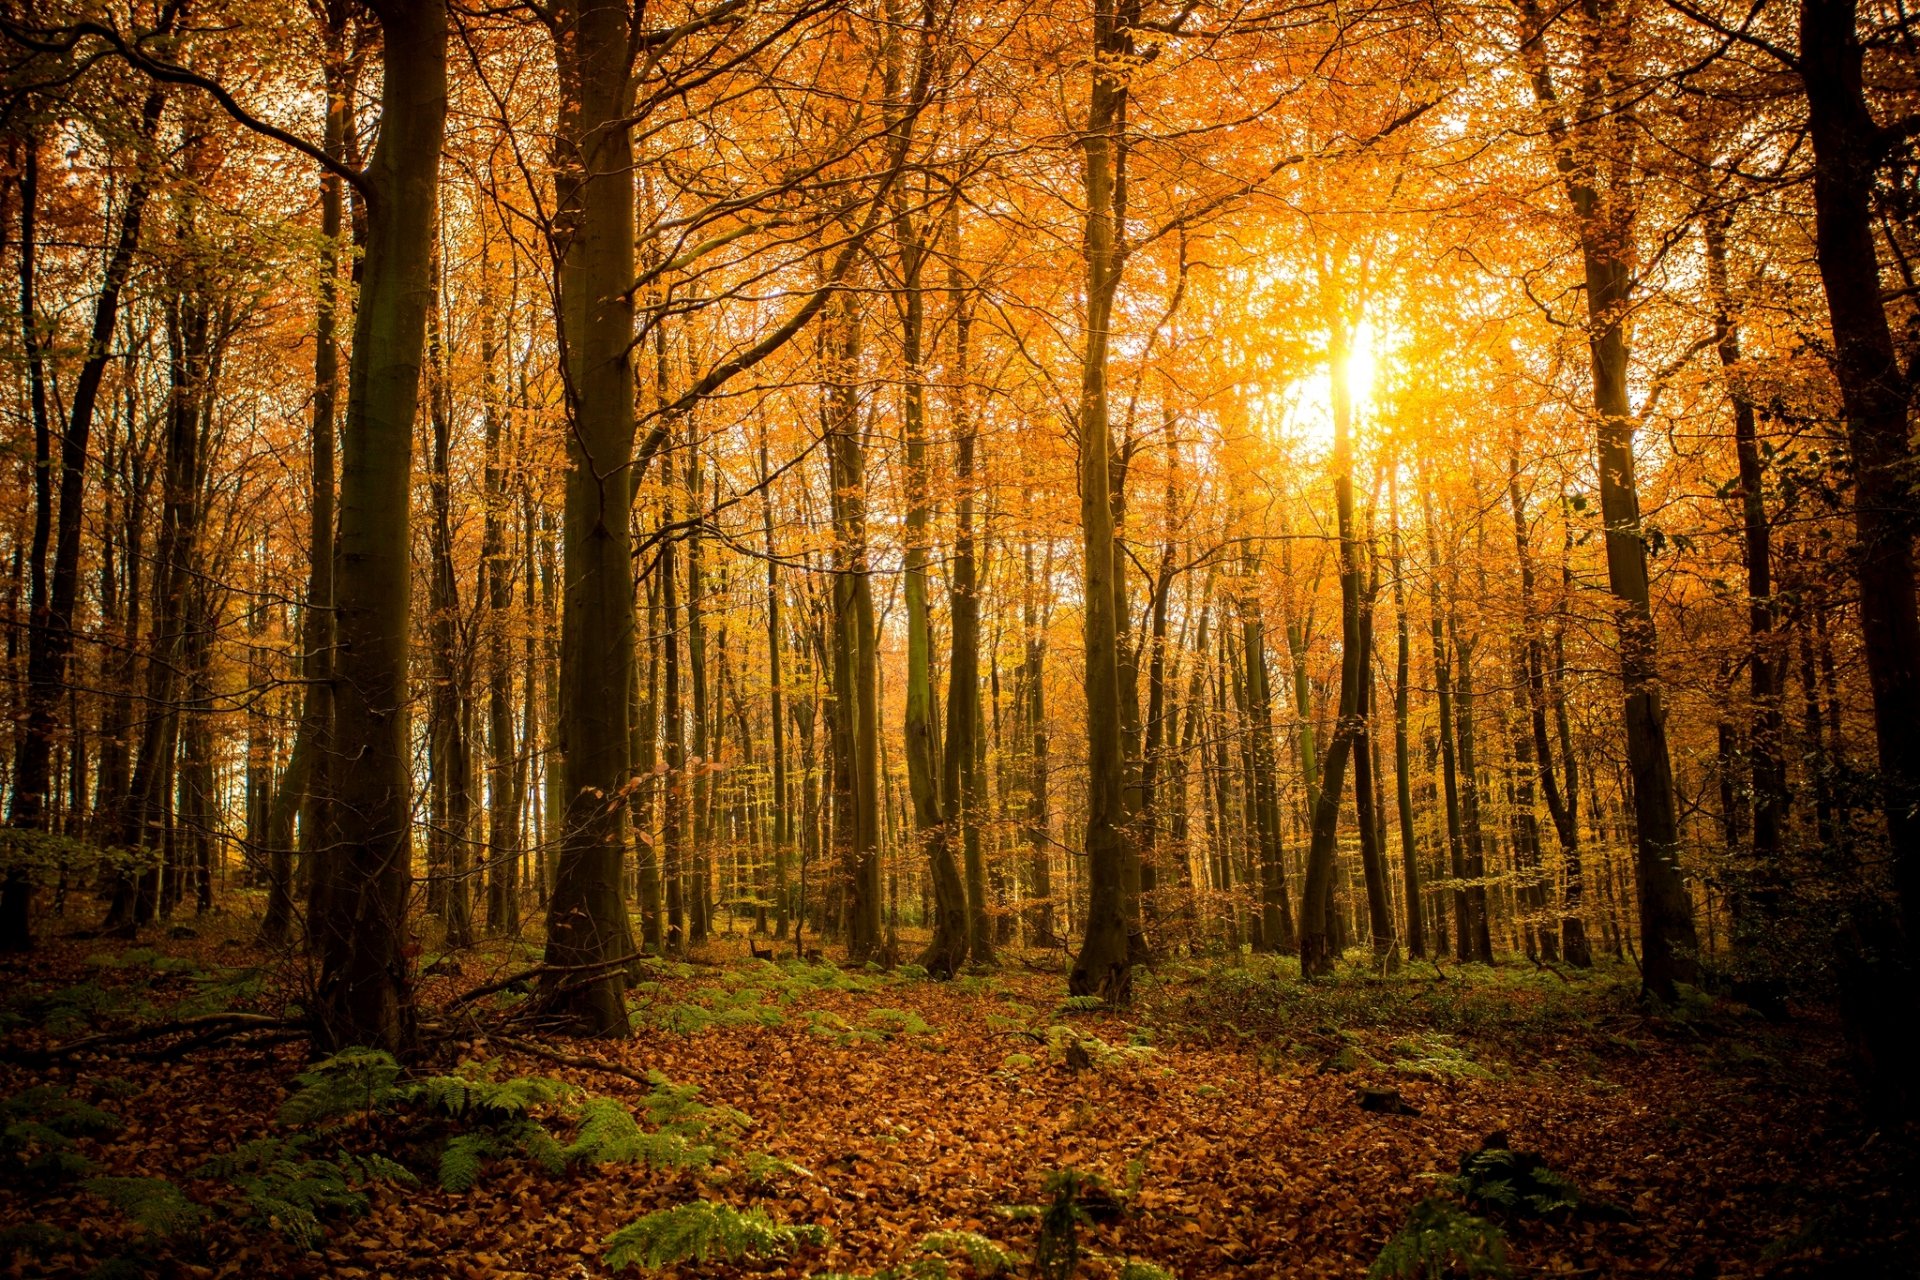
[1444,1134,1584,1219]
[2,1086,118,1181]
[276,1047,409,1128]
[1389,1035,1491,1083]
[919,1229,1022,1277]
[603,1201,828,1272]
[0,1221,79,1254]
[1369,1197,1510,1280]
[1034,1169,1099,1280]
[739,1150,811,1187]
[195,1137,413,1247]
[81,1176,208,1238]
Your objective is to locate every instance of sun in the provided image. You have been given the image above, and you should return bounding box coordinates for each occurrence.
[1261,319,1390,455]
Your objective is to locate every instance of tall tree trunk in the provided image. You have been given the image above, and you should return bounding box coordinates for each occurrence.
[426,257,472,949]
[108,284,213,933]
[1519,0,1697,998]
[1704,214,1787,932]
[1240,554,1294,952]
[827,296,883,961]
[1420,480,1469,959]
[899,164,967,976]
[1068,0,1140,999]
[1798,0,1920,947]
[1452,609,1495,963]
[310,0,448,1053]
[264,1,351,948]
[1299,316,1365,977]
[1353,550,1396,969]
[541,0,641,1035]
[1022,539,1056,948]
[482,251,521,936]
[948,283,992,969]
[761,432,790,940]
[1388,467,1424,958]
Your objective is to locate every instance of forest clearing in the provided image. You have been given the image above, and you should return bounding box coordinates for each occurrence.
[3,0,1920,1274]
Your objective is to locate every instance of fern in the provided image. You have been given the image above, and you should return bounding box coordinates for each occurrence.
[1389,1035,1492,1083]
[603,1201,829,1271]
[416,1069,571,1121]
[1447,1137,1585,1218]
[195,1136,414,1247]
[2,1086,119,1182]
[277,1048,407,1127]
[82,1176,208,1238]
[919,1229,1022,1277]
[865,1008,936,1038]
[1056,995,1109,1013]
[1369,1197,1510,1280]
[1034,1170,1100,1280]
[0,1221,79,1254]
[1115,1264,1180,1280]
[438,1131,506,1193]
[740,1150,811,1187]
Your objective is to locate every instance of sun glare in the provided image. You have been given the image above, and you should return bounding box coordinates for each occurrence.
[1267,319,1389,455]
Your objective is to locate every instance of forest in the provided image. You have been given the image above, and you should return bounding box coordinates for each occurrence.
[0,0,1915,1275]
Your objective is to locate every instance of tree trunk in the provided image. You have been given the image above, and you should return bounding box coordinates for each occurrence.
[6,86,164,948]
[1518,0,1697,998]
[309,0,448,1054]
[541,0,642,1036]
[1067,0,1138,1000]
[1388,468,1425,958]
[1798,0,1920,947]
[1299,316,1366,977]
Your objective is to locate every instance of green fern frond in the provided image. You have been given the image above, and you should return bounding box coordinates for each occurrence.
[417,1070,570,1120]
[277,1048,406,1126]
[918,1228,1022,1277]
[438,1132,503,1193]
[82,1176,208,1237]
[740,1150,811,1186]
[603,1201,828,1272]
[517,1124,566,1177]
[1369,1197,1510,1280]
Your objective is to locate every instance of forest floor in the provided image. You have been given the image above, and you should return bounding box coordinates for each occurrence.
[1,906,1914,1280]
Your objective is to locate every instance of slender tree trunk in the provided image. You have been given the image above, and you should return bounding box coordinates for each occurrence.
[761,433,790,940]
[264,3,351,948]
[1519,0,1697,998]
[1388,468,1424,958]
[426,258,472,949]
[1240,556,1294,952]
[899,172,966,976]
[541,0,642,1035]
[310,0,448,1053]
[1069,0,1141,999]
[1299,317,1366,977]
[1354,552,1396,969]
[6,86,165,948]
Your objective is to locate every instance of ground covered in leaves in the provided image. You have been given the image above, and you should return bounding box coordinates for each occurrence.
[2,911,1913,1279]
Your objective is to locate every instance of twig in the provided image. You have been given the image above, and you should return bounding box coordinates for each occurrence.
[494,1035,654,1088]
[5,1011,292,1064]
[443,953,643,1015]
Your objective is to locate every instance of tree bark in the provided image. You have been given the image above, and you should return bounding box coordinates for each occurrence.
[541,0,643,1036]
[1798,0,1920,947]
[310,0,448,1054]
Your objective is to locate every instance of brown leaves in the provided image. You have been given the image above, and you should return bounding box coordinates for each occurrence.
[3,934,1912,1279]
